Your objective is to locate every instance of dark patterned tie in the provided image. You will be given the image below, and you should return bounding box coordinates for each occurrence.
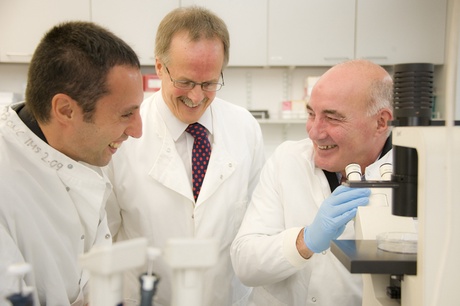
[186,123,211,201]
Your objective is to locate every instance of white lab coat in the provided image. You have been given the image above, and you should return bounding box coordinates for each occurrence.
[105,92,265,306]
[0,104,113,306]
[231,138,392,306]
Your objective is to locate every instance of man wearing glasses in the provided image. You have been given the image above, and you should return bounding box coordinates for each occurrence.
[104,6,265,306]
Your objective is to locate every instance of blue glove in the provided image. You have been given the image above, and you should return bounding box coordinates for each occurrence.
[304,185,371,253]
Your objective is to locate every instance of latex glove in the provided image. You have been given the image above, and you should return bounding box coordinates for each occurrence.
[304,185,371,253]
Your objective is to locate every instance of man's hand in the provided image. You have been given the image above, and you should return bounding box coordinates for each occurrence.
[303,186,370,253]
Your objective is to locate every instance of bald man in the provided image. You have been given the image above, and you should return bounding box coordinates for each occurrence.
[231,60,393,306]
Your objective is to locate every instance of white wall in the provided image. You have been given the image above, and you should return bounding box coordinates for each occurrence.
[0,63,28,95]
[435,0,460,124]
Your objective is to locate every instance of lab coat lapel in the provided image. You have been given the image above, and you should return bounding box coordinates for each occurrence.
[57,164,110,251]
[142,100,194,201]
[195,137,237,205]
[148,127,194,201]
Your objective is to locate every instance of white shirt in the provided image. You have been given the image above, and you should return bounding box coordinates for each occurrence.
[230,138,392,306]
[0,104,113,306]
[105,91,266,306]
[156,96,213,185]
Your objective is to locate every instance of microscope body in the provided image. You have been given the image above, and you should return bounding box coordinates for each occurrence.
[79,238,148,306]
[351,158,416,306]
[391,126,459,305]
[354,180,416,242]
[350,125,459,306]
[332,62,460,305]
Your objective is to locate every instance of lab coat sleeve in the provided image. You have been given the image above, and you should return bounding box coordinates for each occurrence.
[0,224,31,304]
[230,145,309,287]
[247,119,266,198]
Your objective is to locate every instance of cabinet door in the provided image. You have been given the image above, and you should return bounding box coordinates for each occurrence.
[0,0,90,63]
[268,0,355,66]
[181,0,267,67]
[356,0,447,65]
[91,0,179,66]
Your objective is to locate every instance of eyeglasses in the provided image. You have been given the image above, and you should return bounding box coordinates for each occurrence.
[164,65,224,92]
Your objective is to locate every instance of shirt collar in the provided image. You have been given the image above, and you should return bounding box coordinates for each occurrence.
[156,93,213,141]
[13,102,48,143]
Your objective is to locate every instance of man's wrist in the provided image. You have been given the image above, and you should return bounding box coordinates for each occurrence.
[296,228,314,259]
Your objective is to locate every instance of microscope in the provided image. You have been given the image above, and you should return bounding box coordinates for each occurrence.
[4,238,217,306]
[331,63,460,305]
[79,238,218,306]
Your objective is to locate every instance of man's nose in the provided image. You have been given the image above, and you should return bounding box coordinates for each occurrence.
[307,118,326,139]
[187,85,207,103]
[126,113,143,139]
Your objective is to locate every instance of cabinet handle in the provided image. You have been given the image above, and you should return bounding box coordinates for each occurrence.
[6,52,33,57]
[361,56,388,60]
[269,56,283,61]
[323,57,351,61]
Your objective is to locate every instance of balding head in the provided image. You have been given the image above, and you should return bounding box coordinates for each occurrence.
[306,59,394,174]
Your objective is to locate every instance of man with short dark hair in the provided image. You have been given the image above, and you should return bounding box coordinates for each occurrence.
[0,21,144,305]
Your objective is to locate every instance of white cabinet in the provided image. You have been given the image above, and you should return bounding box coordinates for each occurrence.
[0,0,90,63]
[0,0,178,66]
[0,0,448,66]
[268,0,355,66]
[94,0,267,66]
[181,0,268,67]
[91,0,179,66]
[267,0,447,66]
[356,0,447,65]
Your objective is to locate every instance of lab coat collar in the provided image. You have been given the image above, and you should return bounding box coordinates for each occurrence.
[364,149,393,180]
[147,93,236,205]
[1,105,111,252]
[364,135,393,179]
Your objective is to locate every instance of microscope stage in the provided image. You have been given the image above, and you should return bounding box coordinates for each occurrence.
[331,240,416,275]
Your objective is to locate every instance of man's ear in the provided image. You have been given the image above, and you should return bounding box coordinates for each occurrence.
[155,58,163,77]
[376,108,393,134]
[51,93,76,124]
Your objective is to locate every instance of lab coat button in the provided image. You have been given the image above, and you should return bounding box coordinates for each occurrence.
[166,148,171,153]
[68,164,73,169]
[228,163,233,167]
[311,297,317,302]
[322,251,327,255]
[105,234,111,239]
[80,234,85,240]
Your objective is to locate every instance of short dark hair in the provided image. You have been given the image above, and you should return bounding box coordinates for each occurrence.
[26,21,140,123]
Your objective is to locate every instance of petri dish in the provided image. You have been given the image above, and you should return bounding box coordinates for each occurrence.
[376,232,418,254]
